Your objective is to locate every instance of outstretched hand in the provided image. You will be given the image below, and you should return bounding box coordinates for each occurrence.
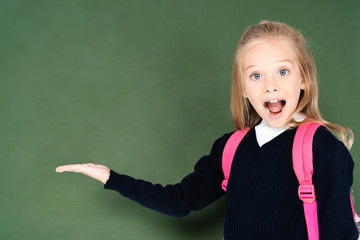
[56,163,110,184]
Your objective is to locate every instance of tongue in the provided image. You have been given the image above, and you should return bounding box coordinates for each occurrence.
[267,102,283,113]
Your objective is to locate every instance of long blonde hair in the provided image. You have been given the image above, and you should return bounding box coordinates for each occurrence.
[231,20,353,149]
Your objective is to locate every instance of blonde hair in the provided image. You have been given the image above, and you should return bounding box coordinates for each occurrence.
[231,20,353,149]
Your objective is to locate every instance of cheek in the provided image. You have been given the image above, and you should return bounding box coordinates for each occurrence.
[243,88,256,104]
[243,81,258,99]
[286,78,303,95]
[245,94,262,112]
[288,85,302,107]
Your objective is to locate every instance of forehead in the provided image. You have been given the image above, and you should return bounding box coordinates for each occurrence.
[243,39,297,70]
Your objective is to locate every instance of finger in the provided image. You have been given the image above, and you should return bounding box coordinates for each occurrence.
[56,164,82,173]
[55,165,70,173]
[56,166,66,172]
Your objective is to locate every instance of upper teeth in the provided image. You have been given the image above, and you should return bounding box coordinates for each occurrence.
[269,100,280,103]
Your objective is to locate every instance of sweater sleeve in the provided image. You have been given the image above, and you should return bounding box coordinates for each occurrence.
[103,134,230,218]
[313,127,359,240]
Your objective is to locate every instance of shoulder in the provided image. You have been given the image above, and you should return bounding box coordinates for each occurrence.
[313,126,348,153]
[196,131,235,165]
[211,131,236,155]
[207,128,256,164]
[208,129,252,162]
[189,131,237,179]
[312,126,353,169]
[213,128,253,151]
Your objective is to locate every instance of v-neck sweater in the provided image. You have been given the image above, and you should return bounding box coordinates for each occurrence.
[104,126,359,240]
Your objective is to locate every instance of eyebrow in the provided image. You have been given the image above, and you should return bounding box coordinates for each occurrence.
[244,59,294,71]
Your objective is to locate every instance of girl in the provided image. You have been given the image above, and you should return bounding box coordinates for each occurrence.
[56,20,359,239]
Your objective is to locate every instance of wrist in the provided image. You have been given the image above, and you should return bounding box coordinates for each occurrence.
[102,169,110,184]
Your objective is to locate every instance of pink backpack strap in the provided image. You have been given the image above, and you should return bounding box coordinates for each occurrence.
[293,123,321,240]
[350,194,360,237]
[222,128,251,191]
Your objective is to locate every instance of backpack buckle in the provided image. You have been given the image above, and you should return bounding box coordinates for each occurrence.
[298,184,316,204]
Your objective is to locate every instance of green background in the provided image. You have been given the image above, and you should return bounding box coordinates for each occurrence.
[0,0,359,239]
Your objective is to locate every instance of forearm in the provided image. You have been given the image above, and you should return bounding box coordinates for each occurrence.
[104,170,224,217]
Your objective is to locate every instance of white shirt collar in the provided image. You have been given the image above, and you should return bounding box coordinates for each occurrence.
[254,113,306,147]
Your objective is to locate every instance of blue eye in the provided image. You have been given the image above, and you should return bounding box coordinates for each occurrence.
[279,69,289,76]
[251,73,261,80]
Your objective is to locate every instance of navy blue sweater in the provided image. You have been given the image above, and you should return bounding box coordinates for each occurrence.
[104,126,359,239]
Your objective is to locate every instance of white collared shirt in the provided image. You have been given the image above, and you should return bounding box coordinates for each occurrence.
[255,114,306,147]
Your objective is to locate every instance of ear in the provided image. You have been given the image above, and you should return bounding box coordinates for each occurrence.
[242,88,248,98]
[242,85,248,98]
[300,78,305,90]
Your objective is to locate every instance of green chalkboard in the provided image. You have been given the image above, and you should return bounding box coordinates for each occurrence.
[0,0,359,239]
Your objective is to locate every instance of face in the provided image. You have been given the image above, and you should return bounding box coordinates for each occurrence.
[242,39,304,128]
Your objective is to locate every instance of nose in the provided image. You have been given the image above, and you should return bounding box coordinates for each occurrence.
[264,77,278,93]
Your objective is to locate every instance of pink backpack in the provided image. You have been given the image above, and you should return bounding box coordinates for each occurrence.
[221,123,360,240]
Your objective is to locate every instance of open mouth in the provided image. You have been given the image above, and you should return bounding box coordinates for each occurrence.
[264,99,286,115]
